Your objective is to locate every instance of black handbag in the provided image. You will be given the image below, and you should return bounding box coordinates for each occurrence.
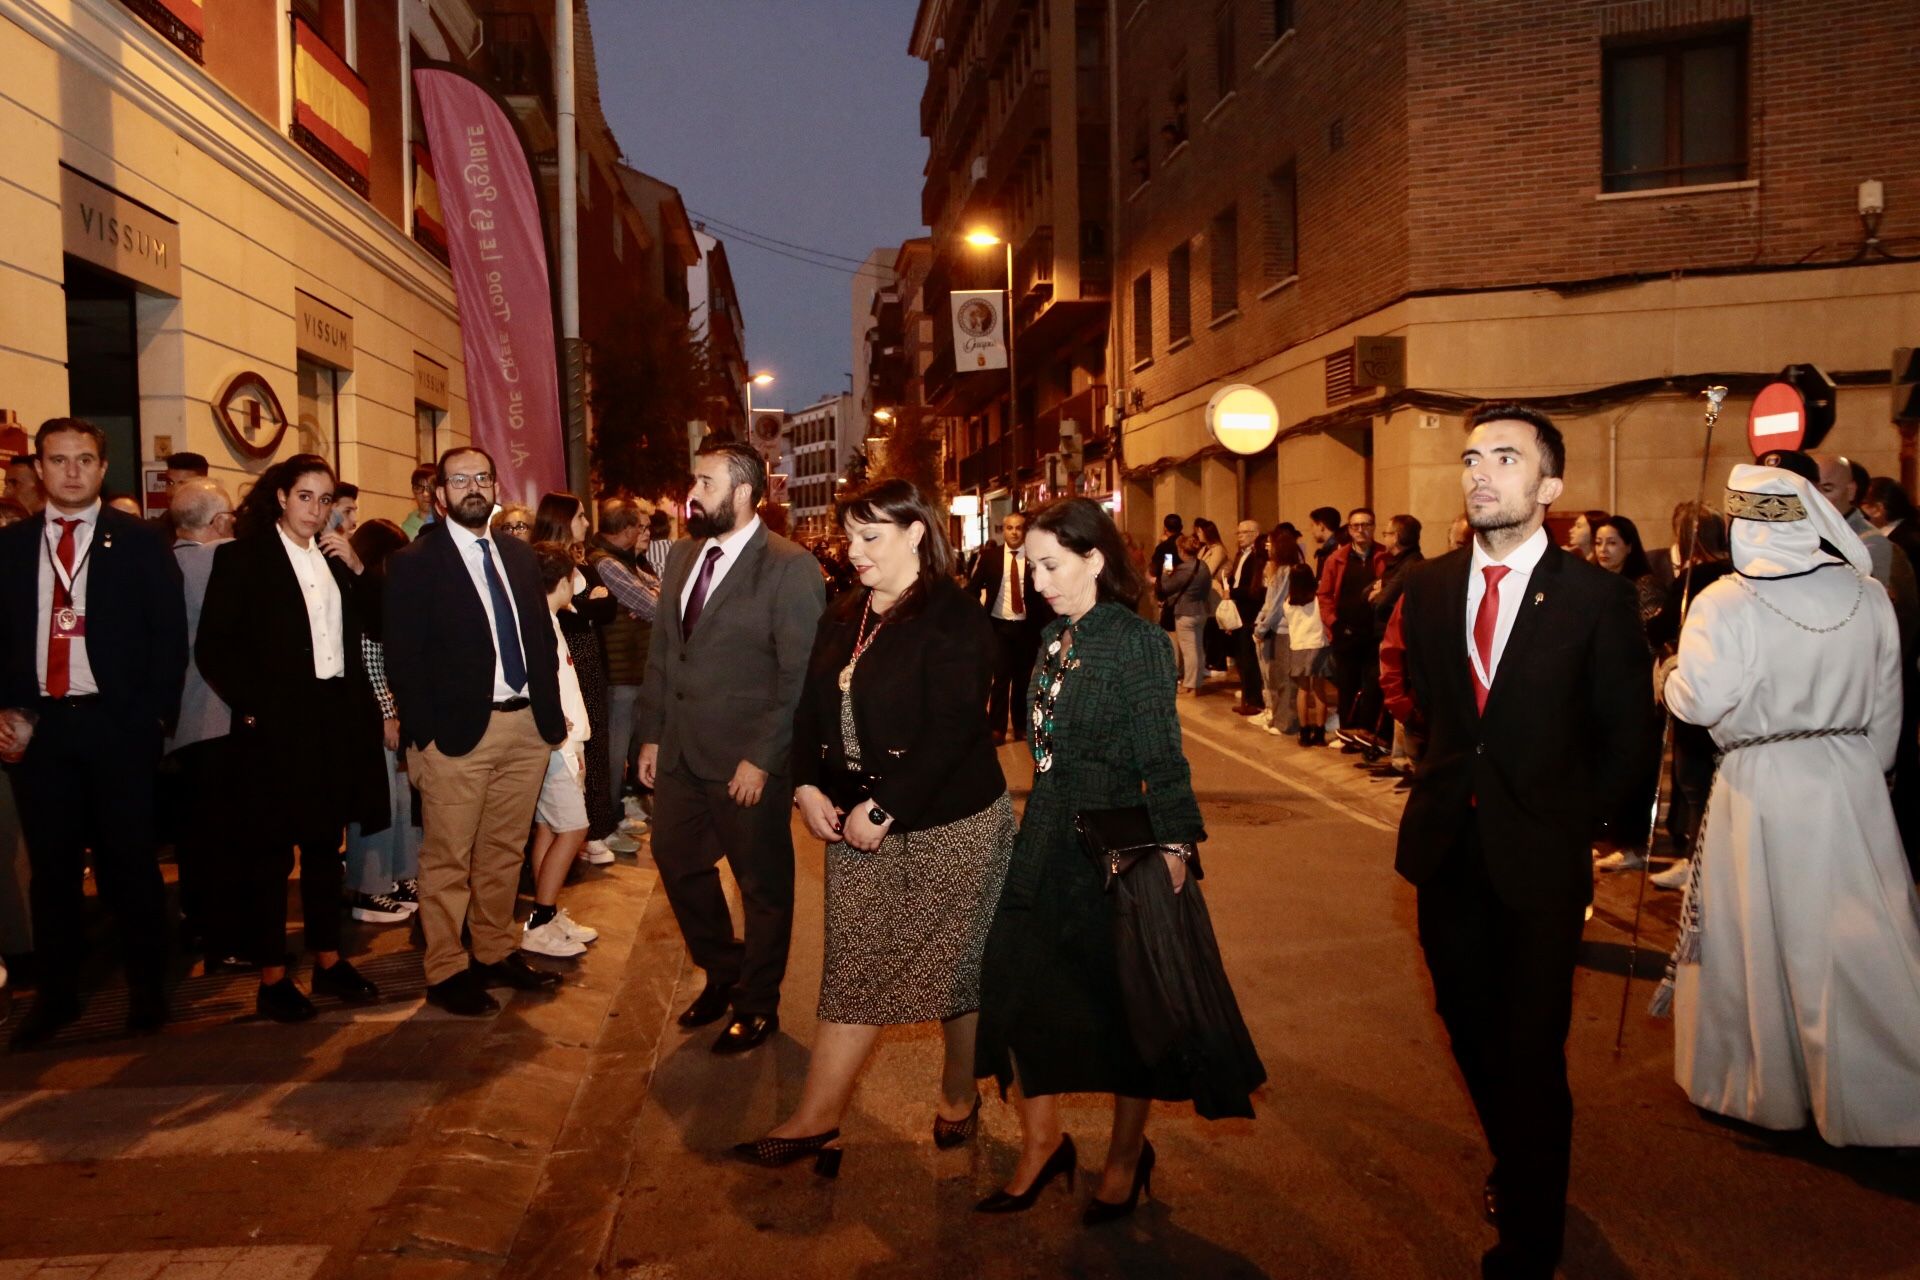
[1075,805,1203,888]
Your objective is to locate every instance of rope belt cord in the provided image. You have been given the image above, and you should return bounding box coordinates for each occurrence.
[1714,725,1870,760]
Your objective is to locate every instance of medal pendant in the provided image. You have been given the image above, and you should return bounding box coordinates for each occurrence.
[837,662,855,693]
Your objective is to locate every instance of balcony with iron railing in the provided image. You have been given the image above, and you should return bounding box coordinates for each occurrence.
[482,11,555,146]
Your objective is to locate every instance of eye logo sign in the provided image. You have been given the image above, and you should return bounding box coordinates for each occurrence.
[212,371,292,460]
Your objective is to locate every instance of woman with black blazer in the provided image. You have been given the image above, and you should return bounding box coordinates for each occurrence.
[197,454,388,1022]
[733,479,1013,1175]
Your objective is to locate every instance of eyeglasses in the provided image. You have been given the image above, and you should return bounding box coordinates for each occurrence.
[1348,520,1374,531]
[501,521,531,534]
[445,473,495,492]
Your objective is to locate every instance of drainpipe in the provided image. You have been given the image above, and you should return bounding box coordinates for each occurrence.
[556,0,587,499]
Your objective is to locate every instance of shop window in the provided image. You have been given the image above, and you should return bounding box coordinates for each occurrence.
[416,404,442,465]
[1263,162,1298,283]
[1603,29,1748,193]
[63,259,141,474]
[1167,243,1191,346]
[298,357,342,466]
[1210,205,1239,318]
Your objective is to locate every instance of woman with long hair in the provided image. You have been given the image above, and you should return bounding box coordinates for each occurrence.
[1592,514,1663,870]
[519,540,600,958]
[1565,509,1609,562]
[1284,555,1333,743]
[1193,517,1229,674]
[1155,533,1211,693]
[343,517,421,925]
[1251,525,1303,734]
[534,492,621,860]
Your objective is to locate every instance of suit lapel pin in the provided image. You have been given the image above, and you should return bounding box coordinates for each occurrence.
[101,533,113,549]
[1533,592,1544,605]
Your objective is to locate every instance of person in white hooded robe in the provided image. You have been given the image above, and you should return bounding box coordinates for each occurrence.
[1655,461,1920,1147]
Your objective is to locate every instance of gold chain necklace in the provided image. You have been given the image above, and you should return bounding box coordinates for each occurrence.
[838,593,887,692]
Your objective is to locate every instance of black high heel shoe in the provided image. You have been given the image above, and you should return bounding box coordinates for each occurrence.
[933,1094,981,1149]
[1083,1139,1155,1226]
[732,1129,843,1178]
[974,1135,1076,1213]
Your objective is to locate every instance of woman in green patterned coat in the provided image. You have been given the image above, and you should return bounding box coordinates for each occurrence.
[974,498,1207,1223]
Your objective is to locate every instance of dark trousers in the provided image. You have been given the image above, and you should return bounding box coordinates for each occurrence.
[1332,638,1380,729]
[651,765,795,1016]
[1416,827,1585,1277]
[225,829,344,967]
[1665,723,1716,857]
[1230,619,1265,708]
[987,617,1040,739]
[7,698,169,998]
[167,737,229,945]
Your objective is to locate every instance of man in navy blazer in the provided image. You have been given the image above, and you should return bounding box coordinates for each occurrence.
[0,418,187,1047]
[384,445,564,1016]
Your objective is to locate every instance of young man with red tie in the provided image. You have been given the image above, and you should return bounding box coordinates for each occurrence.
[0,419,187,1047]
[1384,404,1655,1280]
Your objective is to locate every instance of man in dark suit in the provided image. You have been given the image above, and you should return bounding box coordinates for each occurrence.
[1387,403,1655,1280]
[638,442,824,1054]
[966,511,1056,743]
[384,446,565,1016]
[0,418,187,1047]
[1226,519,1269,715]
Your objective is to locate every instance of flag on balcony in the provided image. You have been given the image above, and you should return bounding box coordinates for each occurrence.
[292,16,371,196]
[412,143,447,253]
[411,64,567,505]
[951,290,1008,372]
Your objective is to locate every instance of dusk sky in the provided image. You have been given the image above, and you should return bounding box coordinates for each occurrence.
[592,1,928,413]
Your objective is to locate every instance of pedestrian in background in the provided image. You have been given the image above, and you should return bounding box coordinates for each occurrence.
[520,541,600,960]
[1590,513,1663,873]
[1193,517,1229,674]
[1283,555,1332,744]
[1318,508,1387,750]
[164,477,234,955]
[1309,506,1345,575]
[401,464,437,540]
[1226,520,1268,717]
[585,497,658,821]
[344,517,422,925]
[1156,533,1209,694]
[1251,524,1302,736]
[1563,509,1607,562]
[536,493,620,863]
[967,511,1053,744]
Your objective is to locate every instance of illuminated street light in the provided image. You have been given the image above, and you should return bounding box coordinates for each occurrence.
[963,228,1003,248]
[751,371,775,386]
[962,227,1019,508]
[872,408,895,424]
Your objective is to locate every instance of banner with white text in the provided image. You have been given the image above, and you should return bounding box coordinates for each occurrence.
[950,289,1008,372]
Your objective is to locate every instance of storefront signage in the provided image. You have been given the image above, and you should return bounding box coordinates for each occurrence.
[212,371,292,460]
[295,290,354,369]
[414,353,451,410]
[1207,383,1281,455]
[292,15,372,197]
[60,167,181,298]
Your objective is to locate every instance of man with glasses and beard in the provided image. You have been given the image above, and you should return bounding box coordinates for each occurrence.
[383,447,566,1016]
[638,442,824,1054]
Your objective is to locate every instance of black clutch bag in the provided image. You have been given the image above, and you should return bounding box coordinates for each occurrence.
[1076,806,1201,890]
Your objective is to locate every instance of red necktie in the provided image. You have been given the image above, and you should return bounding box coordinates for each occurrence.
[1472,564,1510,714]
[681,544,724,641]
[46,517,79,699]
[1009,550,1025,617]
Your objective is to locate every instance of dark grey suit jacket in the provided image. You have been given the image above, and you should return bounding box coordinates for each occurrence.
[638,521,825,782]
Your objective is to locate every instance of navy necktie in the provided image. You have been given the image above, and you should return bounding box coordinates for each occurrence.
[475,538,528,690]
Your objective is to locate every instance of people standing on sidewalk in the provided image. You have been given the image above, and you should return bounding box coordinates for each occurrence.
[0,418,187,1048]
[1318,508,1387,750]
[401,464,437,540]
[1390,404,1654,1280]
[1281,555,1332,744]
[535,493,620,864]
[1365,515,1424,773]
[638,442,824,1055]
[164,478,234,956]
[1251,524,1302,736]
[384,446,566,1017]
[1156,534,1210,694]
[1590,514,1663,872]
[1658,462,1920,1147]
[735,480,1012,1174]
[1226,520,1268,717]
[344,518,422,925]
[1193,517,1230,675]
[975,498,1213,1224]
[967,511,1054,744]
[1309,506,1346,576]
[585,497,659,830]
[196,454,387,1021]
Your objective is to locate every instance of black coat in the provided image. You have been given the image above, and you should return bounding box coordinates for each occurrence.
[966,541,1057,628]
[195,529,390,837]
[1227,544,1268,614]
[383,521,565,757]
[1393,544,1656,909]
[0,506,186,734]
[791,577,1006,832]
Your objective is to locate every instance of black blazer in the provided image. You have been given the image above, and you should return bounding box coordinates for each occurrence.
[383,521,565,757]
[1394,543,1656,909]
[196,530,389,833]
[1228,544,1269,611]
[966,541,1057,627]
[791,577,1006,832]
[0,507,186,733]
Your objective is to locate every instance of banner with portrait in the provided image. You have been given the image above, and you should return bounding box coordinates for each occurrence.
[950,289,1008,372]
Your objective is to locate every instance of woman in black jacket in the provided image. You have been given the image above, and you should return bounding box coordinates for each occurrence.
[734,480,1013,1174]
[197,454,387,1022]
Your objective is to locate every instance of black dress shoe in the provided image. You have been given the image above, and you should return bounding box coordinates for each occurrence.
[256,977,317,1023]
[712,1012,778,1055]
[470,953,562,991]
[677,980,734,1028]
[975,1135,1077,1213]
[1084,1138,1155,1226]
[312,957,380,1003]
[425,970,499,1017]
[126,985,169,1035]
[9,991,82,1049]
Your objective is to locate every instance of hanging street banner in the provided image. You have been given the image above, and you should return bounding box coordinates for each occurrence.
[951,289,1008,372]
[411,64,566,505]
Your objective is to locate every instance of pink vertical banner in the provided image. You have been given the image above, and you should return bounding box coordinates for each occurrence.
[411,65,566,506]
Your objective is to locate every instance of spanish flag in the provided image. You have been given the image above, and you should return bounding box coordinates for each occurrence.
[413,143,446,248]
[292,16,370,190]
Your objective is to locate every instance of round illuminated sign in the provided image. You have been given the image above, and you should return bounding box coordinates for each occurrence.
[1206,384,1280,455]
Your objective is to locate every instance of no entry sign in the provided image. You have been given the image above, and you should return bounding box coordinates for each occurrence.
[1748,381,1806,454]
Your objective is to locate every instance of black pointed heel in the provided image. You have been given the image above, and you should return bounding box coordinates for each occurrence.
[733,1128,842,1177]
[933,1094,982,1149]
[1083,1138,1155,1226]
[974,1135,1076,1214]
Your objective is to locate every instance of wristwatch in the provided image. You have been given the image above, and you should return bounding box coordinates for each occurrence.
[866,801,891,827]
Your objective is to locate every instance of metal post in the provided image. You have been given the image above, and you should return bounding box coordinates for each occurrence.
[555,0,588,499]
[1004,239,1019,510]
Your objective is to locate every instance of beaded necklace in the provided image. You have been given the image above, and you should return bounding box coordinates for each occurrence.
[1029,622,1080,774]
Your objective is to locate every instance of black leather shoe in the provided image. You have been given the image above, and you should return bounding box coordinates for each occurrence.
[126,985,169,1035]
[975,1135,1077,1213]
[470,953,562,992]
[312,957,380,1003]
[256,977,317,1023]
[712,1012,778,1055]
[425,970,499,1017]
[677,980,734,1028]
[9,991,82,1049]
[1084,1138,1155,1226]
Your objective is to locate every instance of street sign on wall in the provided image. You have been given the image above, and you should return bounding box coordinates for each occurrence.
[1748,381,1806,454]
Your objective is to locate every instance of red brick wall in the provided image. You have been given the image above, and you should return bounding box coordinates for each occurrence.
[1407,0,1920,290]
[201,0,282,126]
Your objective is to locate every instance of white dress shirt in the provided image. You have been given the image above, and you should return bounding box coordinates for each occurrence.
[444,518,528,699]
[678,514,762,620]
[1465,524,1550,691]
[35,501,101,697]
[989,544,1028,621]
[276,525,345,679]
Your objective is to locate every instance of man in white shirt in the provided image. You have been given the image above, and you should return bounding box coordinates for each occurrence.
[966,512,1056,743]
[164,478,233,955]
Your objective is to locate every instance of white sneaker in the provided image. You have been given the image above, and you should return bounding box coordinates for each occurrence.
[605,834,640,855]
[583,840,616,865]
[1593,850,1647,872]
[1650,858,1692,890]
[554,908,598,944]
[521,917,587,958]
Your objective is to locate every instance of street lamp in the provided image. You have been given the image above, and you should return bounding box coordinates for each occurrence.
[964,226,1019,511]
[745,370,774,421]
[872,408,895,424]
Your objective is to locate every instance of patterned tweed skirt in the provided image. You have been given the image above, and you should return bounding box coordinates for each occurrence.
[818,792,1016,1025]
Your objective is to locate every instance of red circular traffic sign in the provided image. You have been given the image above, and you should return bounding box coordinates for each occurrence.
[1747,381,1807,455]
